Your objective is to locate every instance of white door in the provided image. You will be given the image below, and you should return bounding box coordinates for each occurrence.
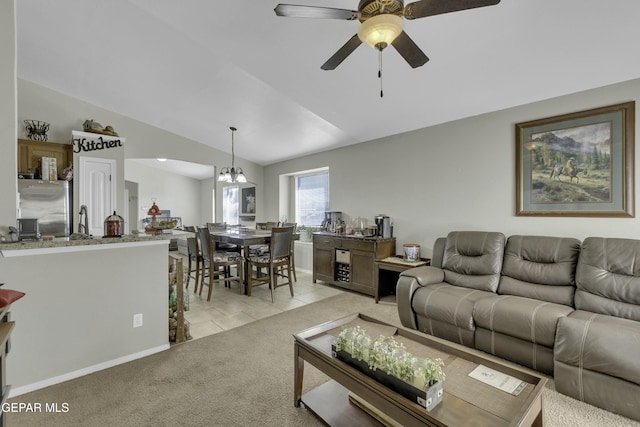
[79,157,116,236]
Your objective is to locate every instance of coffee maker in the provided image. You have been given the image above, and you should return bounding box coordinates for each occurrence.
[375,215,392,238]
[324,211,343,233]
[321,212,331,231]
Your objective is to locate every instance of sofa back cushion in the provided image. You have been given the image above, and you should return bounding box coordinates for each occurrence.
[498,235,580,306]
[441,231,505,292]
[576,237,640,321]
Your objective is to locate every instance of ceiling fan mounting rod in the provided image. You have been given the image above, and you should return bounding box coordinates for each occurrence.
[358,0,404,20]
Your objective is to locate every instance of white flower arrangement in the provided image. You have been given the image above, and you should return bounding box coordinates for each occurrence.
[335,326,445,391]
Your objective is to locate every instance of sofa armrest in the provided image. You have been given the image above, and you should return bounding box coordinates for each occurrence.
[397,266,445,330]
[400,266,445,286]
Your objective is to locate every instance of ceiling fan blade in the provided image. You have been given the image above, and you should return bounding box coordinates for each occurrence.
[321,34,362,70]
[404,0,500,20]
[274,4,358,20]
[392,31,429,68]
[320,34,362,70]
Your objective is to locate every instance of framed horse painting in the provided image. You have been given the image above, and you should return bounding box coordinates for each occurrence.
[516,101,635,217]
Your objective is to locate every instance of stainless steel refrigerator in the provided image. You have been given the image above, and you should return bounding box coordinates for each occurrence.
[17,180,72,237]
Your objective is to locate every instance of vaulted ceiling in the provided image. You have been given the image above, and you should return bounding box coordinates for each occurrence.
[16,0,640,170]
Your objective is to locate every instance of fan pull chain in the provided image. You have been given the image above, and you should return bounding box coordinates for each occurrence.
[378,48,384,98]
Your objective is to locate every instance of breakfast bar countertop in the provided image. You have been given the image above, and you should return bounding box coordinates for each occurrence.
[0,233,171,257]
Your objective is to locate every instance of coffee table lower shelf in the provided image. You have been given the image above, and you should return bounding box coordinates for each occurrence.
[302,380,385,427]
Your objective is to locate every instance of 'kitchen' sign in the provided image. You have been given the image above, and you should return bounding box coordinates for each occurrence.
[73,135,123,153]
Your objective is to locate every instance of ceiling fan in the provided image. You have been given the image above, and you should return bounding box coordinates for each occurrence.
[274,0,501,70]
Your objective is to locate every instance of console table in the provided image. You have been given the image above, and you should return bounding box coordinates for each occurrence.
[312,233,395,298]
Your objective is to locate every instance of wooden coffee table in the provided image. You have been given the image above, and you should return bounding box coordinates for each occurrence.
[294,313,547,427]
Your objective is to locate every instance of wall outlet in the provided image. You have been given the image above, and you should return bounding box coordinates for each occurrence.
[133,313,143,328]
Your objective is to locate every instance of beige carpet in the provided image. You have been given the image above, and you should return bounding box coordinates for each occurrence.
[7,292,640,427]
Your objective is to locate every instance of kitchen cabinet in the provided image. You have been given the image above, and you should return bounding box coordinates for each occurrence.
[17,139,73,179]
[312,233,395,298]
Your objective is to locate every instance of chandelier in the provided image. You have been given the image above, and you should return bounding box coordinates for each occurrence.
[217,126,247,183]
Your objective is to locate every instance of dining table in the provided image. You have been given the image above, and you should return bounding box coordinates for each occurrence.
[208,228,298,288]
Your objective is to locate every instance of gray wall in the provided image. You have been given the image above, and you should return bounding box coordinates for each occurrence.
[264,79,640,256]
[1,242,169,392]
[0,0,17,232]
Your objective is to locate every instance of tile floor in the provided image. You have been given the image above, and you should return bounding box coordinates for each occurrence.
[181,266,346,341]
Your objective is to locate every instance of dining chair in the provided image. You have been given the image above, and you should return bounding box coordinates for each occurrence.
[185,236,201,292]
[281,222,298,282]
[246,226,294,302]
[183,226,202,293]
[197,227,244,301]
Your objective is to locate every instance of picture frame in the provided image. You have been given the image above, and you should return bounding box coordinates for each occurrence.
[240,186,256,216]
[515,101,635,217]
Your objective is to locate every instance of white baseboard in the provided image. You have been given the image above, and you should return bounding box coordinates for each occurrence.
[9,344,170,398]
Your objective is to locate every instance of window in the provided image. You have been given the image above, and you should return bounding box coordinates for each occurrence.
[222,186,238,225]
[295,171,329,226]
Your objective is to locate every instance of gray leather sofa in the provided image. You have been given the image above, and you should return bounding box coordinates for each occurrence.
[554,237,640,421]
[396,231,640,422]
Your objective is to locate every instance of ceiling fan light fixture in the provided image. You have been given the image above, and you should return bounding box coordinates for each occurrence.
[357,13,403,50]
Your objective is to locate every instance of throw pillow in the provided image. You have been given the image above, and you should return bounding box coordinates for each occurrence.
[0,289,25,307]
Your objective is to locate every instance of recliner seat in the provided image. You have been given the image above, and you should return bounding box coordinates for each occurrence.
[398,231,505,347]
[473,235,580,375]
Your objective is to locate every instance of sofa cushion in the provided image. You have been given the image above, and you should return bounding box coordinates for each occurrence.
[474,295,573,348]
[442,231,505,292]
[411,283,495,332]
[431,237,446,268]
[555,310,640,387]
[576,237,640,321]
[475,329,555,375]
[499,235,580,306]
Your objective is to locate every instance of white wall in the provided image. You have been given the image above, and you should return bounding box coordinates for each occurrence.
[264,79,640,257]
[125,160,202,229]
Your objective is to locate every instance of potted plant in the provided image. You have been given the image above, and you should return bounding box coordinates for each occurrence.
[297,225,315,242]
[332,326,445,411]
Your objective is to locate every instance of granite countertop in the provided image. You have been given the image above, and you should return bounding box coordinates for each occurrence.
[0,233,172,252]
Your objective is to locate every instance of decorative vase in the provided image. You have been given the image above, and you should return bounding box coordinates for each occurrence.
[300,230,313,242]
